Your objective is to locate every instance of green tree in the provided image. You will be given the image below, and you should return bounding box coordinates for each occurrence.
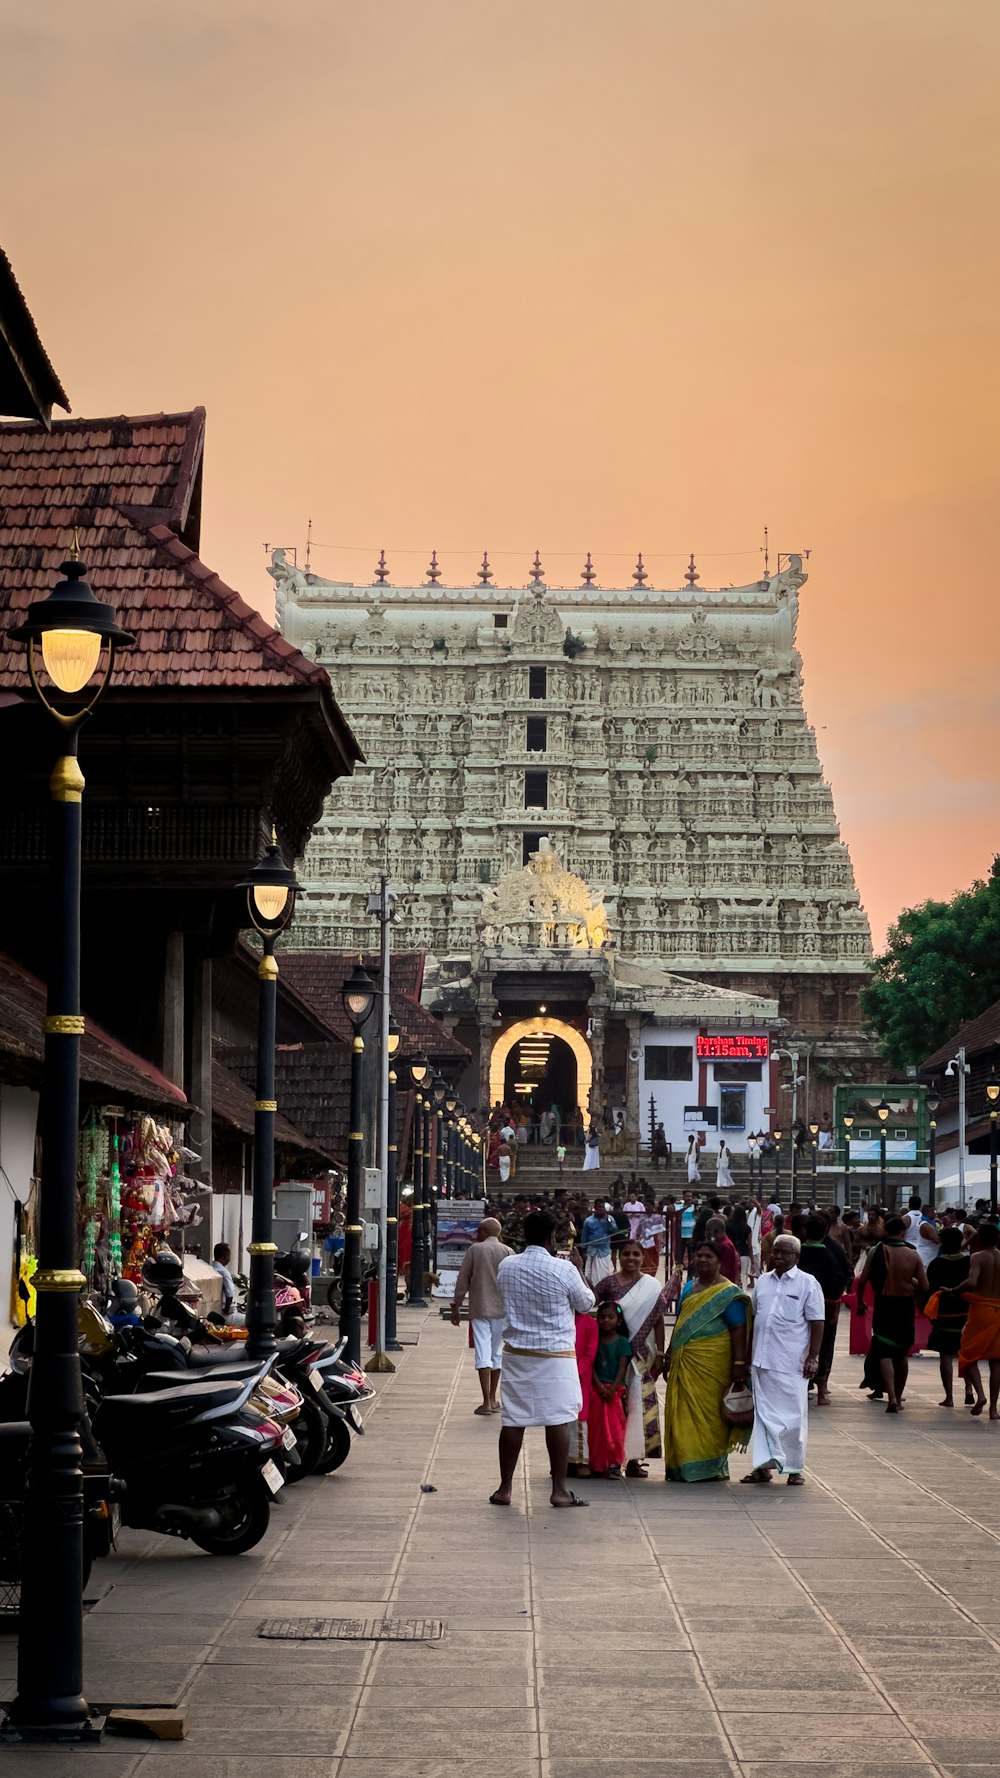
[861,858,1000,1068]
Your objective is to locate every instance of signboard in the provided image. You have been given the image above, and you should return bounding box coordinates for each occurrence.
[849,1137,918,1164]
[683,1105,719,1131]
[697,1034,769,1060]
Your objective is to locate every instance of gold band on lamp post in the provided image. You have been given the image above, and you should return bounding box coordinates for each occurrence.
[50,757,85,803]
[42,1015,85,1035]
[254,1099,277,1112]
[258,954,278,982]
[247,1242,278,1256]
[33,1269,87,1293]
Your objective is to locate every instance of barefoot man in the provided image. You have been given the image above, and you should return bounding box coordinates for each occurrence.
[855,1214,928,1413]
[451,1217,513,1416]
[953,1222,1000,1418]
[491,1211,595,1509]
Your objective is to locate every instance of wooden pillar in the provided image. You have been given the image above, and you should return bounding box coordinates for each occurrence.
[161,931,184,1089]
[186,947,213,1187]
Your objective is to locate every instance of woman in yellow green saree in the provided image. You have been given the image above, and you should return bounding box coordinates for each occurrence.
[663,1241,751,1482]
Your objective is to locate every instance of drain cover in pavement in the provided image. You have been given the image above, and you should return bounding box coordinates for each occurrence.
[257,1617,444,1642]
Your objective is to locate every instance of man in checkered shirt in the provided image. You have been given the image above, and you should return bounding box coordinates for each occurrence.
[491,1210,595,1508]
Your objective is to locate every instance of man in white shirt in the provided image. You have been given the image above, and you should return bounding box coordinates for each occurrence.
[743,1235,825,1487]
[491,1210,595,1509]
[902,1196,940,1268]
[450,1218,513,1415]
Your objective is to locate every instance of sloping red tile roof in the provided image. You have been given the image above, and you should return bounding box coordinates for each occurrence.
[0,410,360,729]
[0,949,187,1114]
[921,1000,1000,1072]
[212,1056,336,1164]
[0,247,70,426]
[278,950,469,1064]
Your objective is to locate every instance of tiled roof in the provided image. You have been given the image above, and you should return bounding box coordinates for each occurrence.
[224,1039,351,1169]
[921,1000,1000,1071]
[212,1056,335,1163]
[0,949,187,1114]
[0,410,361,721]
[0,248,70,426]
[279,950,469,1064]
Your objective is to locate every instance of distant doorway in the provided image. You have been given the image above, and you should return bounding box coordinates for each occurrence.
[489,1016,591,1124]
[504,1033,578,1124]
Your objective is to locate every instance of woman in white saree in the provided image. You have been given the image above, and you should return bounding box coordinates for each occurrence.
[594,1240,675,1476]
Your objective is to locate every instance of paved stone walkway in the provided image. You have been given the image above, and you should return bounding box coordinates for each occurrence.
[5,1309,1000,1777]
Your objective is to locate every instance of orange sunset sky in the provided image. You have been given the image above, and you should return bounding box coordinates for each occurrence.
[4,0,998,947]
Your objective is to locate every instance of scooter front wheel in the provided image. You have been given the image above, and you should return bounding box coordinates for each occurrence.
[314,1414,352,1474]
[191,1479,271,1556]
[283,1397,327,1482]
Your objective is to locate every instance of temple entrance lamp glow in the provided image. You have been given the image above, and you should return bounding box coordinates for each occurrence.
[808,1119,820,1189]
[6,548,133,1739]
[237,834,301,1359]
[338,962,376,1362]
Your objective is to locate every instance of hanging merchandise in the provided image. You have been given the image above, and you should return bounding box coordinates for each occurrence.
[81,1115,102,1287]
[108,1127,122,1276]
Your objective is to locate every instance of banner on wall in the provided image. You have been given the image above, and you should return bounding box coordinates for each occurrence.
[683,1105,719,1132]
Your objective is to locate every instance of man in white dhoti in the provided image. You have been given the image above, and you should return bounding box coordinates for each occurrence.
[491,1212,595,1508]
[743,1235,825,1487]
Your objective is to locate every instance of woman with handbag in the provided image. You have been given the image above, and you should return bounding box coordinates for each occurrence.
[663,1241,752,1482]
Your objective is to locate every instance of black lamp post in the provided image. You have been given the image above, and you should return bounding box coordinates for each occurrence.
[924,1092,940,1211]
[408,1053,429,1306]
[383,1017,402,1351]
[6,548,134,1739]
[986,1071,1000,1215]
[773,1129,782,1196]
[808,1120,820,1196]
[842,1114,855,1210]
[445,1086,458,1196]
[432,1076,447,1203]
[340,962,376,1363]
[876,1099,890,1206]
[237,834,301,1360]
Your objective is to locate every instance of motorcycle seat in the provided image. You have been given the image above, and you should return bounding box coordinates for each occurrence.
[0,1421,31,1454]
[185,1336,305,1368]
[141,1363,264,1389]
[96,1377,248,1426]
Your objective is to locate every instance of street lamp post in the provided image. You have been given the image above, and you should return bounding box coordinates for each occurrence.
[924,1091,940,1212]
[340,963,376,1364]
[842,1115,854,1210]
[237,836,301,1360]
[986,1070,1000,1216]
[773,1130,782,1196]
[6,548,134,1738]
[383,1017,402,1352]
[408,1054,429,1306]
[876,1099,890,1207]
[808,1121,819,1197]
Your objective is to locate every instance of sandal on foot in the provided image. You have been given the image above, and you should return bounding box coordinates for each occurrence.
[740,1468,773,1484]
[624,1461,648,1479]
[786,1472,805,1486]
[551,1491,588,1508]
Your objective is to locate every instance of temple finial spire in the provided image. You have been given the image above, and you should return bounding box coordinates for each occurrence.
[530,550,544,587]
[426,549,442,585]
[477,551,493,586]
[632,552,648,587]
[374,549,389,585]
[685,553,700,586]
[581,552,596,586]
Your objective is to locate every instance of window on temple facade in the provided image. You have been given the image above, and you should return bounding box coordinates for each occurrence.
[529,665,547,698]
[524,769,548,809]
[526,716,547,752]
[644,1045,694,1081]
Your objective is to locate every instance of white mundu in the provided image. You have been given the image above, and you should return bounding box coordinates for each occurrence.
[749,1265,825,1475]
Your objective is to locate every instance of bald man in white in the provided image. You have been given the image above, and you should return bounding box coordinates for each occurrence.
[451,1218,513,1414]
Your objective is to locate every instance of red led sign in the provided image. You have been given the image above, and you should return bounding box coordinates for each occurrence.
[696,1034,770,1060]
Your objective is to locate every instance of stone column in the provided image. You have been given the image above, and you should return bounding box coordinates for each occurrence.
[625,1013,642,1143]
[588,1012,605,1123]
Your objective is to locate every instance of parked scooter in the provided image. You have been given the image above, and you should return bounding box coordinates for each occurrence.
[0,1421,117,1618]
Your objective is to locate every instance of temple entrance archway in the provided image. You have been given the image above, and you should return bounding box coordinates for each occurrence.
[489,1017,591,1123]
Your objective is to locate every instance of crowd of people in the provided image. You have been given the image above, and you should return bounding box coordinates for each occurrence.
[450,1188,1000,1504]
